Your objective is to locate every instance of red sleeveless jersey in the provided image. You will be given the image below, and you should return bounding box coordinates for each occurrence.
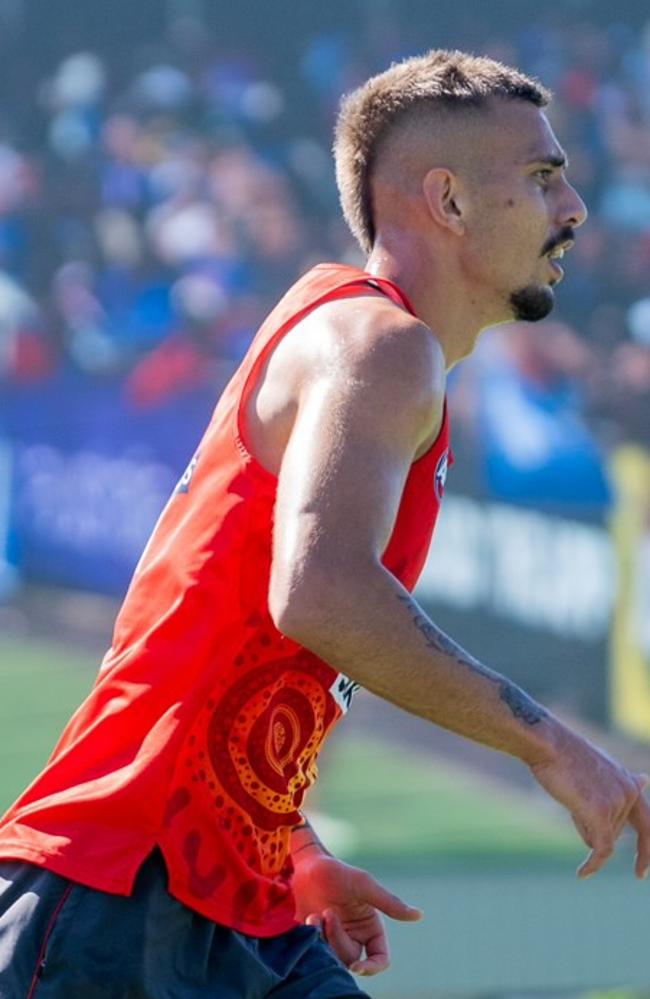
[0,264,452,935]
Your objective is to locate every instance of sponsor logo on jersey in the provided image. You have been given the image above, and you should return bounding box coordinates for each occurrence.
[329,673,361,713]
[176,452,200,494]
[434,449,449,500]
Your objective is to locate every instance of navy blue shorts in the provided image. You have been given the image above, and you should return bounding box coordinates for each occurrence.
[0,848,372,998]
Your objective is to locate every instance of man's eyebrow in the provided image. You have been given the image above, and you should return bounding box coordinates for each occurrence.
[526,153,569,170]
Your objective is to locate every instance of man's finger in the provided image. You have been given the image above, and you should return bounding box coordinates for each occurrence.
[358,873,423,921]
[350,922,391,977]
[626,788,650,879]
[322,908,361,967]
[350,954,391,977]
[577,838,614,880]
[612,773,649,837]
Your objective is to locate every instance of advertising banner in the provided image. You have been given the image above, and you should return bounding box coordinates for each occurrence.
[416,495,612,722]
[4,373,216,593]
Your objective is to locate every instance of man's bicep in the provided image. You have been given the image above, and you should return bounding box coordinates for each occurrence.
[274,377,414,570]
[270,329,442,615]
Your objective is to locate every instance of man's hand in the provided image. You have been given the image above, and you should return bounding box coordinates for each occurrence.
[291,849,422,976]
[529,728,650,879]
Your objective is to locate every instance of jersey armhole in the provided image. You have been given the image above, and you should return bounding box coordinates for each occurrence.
[233,278,415,480]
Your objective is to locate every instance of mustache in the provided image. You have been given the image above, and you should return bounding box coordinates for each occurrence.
[540,226,575,257]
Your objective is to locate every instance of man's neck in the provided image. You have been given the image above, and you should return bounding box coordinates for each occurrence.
[365,237,498,369]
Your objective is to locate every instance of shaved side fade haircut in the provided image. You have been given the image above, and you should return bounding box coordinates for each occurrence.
[334,49,551,253]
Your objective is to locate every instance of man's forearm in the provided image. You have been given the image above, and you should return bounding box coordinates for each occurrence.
[281,563,563,767]
[395,591,549,729]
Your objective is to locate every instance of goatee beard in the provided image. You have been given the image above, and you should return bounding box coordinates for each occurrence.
[509,284,555,322]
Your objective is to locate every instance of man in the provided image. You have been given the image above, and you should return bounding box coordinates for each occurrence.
[1,49,649,999]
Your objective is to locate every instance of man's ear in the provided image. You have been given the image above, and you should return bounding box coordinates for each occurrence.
[422,168,466,235]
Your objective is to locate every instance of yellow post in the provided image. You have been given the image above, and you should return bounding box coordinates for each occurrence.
[609,445,650,739]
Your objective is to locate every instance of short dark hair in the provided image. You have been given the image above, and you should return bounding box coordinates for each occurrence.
[334,49,551,253]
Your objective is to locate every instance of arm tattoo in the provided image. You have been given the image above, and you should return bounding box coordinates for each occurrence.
[499,683,547,725]
[290,816,331,856]
[397,593,546,726]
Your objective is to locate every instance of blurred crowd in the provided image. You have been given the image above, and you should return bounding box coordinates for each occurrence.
[0,8,649,488]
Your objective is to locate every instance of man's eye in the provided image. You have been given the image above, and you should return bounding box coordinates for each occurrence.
[535,169,553,184]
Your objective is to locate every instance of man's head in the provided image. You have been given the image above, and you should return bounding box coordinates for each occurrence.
[334,49,587,325]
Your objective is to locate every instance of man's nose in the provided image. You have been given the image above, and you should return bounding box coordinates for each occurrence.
[562,181,588,229]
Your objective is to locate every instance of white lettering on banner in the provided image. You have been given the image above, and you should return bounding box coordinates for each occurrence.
[329,673,361,713]
[17,444,176,559]
[416,495,616,641]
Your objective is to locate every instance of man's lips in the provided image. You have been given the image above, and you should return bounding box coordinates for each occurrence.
[543,238,574,283]
[544,237,575,260]
[547,256,564,280]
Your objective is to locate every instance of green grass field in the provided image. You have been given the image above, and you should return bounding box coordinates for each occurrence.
[0,635,95,807]
[315,733,582,867]
[0,634,590,870]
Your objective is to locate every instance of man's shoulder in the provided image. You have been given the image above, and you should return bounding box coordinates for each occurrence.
[247,279,444,475]
[294,290,445,400]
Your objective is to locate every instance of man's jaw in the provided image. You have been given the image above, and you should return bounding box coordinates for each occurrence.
[501,231,574,323]
[509,282,556,322]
